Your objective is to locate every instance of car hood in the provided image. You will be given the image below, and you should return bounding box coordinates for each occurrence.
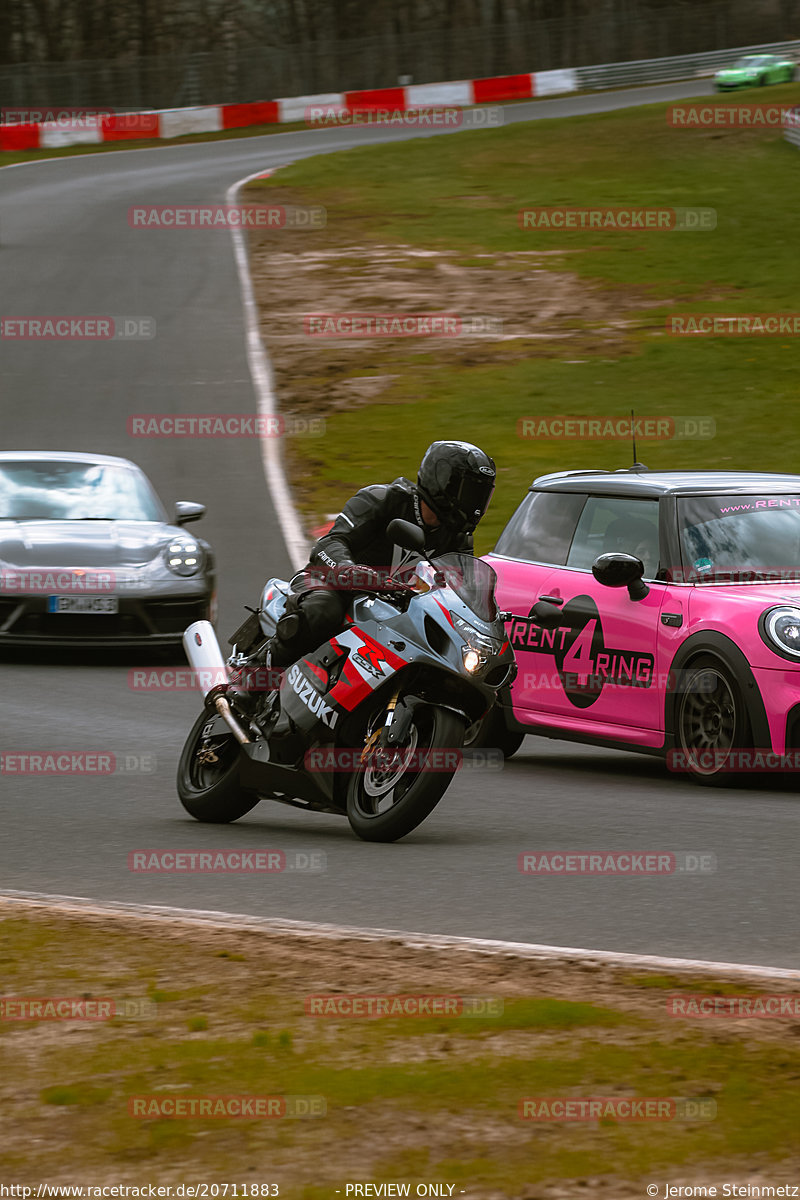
[691,581,800,604]
[715,66,759,78]
[0,520,180,567]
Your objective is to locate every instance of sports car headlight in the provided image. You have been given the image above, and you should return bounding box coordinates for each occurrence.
[164,538,203,577]
[763,606,800,659]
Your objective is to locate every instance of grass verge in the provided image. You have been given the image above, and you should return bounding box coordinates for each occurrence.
[2,906,799,1193]
[243,83,800,552]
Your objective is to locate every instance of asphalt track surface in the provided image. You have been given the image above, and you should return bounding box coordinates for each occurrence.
[2,79,798,970]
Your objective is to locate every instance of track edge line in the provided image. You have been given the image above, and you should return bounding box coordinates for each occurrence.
[227,166,309,572]
[1,890,797,981]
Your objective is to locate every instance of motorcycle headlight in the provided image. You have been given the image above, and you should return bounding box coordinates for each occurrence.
[462,647,482,674]
[762,606,800,659]
[165,538,203,577]
[452,613,498,655]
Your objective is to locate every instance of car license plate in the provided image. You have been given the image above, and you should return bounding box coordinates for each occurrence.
[48,596,119,614]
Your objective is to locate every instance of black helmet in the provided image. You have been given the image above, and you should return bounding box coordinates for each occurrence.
[417,441,496,534]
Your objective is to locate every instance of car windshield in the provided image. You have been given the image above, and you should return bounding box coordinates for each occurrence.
[678,495,800,582]
[733,56,765,67]
[0,461,165,521]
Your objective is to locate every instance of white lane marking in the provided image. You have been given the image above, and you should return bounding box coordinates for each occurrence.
[226,167,309,572]
[1,890,797,981]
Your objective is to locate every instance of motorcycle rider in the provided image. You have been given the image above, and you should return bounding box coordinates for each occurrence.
[262,440,497,676]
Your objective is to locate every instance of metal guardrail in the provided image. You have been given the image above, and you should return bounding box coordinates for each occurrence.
[2,28,800,112]
[784,106,800,148]
[574,39,800,91]
[0,2,790,109]
[2,36,800,123]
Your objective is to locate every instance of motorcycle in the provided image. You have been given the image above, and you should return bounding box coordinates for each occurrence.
[177,519,517,842]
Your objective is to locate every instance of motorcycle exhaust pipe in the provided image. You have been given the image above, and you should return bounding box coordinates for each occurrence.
[183,620,250,745]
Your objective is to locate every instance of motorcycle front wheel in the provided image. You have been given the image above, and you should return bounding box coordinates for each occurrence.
[177,709,261,823]
[345,704,464,842]
[464,702,524,758]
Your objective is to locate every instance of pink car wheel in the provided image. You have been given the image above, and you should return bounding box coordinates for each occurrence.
[675,656,751,785]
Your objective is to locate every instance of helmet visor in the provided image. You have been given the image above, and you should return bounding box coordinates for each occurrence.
[441,471,495,532]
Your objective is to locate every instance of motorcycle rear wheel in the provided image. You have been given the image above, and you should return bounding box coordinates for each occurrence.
[346,704,464,842]
[177,710,261,823]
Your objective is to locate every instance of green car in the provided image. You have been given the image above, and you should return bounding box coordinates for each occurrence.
[714,53,795,91]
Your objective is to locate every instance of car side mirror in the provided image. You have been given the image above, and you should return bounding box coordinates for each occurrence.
[387,518,425,554]
[175,501,206,526]
[592,552,649,600]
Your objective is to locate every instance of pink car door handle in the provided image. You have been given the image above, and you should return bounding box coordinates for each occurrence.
[539,595,564,605]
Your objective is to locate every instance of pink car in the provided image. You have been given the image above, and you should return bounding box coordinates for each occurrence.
[481,468,800,783]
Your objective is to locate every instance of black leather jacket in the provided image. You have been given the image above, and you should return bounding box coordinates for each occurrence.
[307,477,473,577]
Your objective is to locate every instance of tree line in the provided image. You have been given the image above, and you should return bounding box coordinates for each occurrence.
[2,0,796,66]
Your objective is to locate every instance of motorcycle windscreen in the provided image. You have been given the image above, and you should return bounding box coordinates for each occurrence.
[434,552,499,623]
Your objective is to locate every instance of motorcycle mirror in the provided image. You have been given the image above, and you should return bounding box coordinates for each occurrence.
[387,518,425,554]
[529,600,565,629]
[529,600,596,630]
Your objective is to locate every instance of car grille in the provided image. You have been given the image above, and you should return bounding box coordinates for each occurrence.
[0,598,208,640]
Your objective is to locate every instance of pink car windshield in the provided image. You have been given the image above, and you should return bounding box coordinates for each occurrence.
[678,495,800,582]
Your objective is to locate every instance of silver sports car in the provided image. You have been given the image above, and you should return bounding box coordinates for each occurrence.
[0,451,215,646]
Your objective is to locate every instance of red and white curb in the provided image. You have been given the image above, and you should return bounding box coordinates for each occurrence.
[1,890,797,981]
[0,68,578,152]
